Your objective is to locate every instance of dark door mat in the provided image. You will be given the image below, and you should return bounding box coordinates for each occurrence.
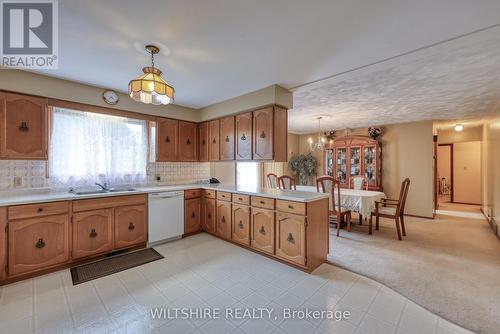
[70,248,164,285]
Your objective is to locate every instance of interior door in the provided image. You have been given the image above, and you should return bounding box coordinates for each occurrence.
[178,121,198,161]
[220,116,235,160]
[157,118,178,161]
[236,112,252,160]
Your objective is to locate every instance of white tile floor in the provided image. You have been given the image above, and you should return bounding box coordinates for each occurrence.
[0,233,474,334]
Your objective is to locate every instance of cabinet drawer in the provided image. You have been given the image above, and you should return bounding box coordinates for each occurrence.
[232,194,250,205]
[217,191,232,202]
[276,200,306,215]
[73,195,146,212]
[203,189,216,199]
[8,214,70,276]
[72,209,114,259]
[251,196,275,210]
[276,212,306,266]
[185,189,202,199]
[115,205,147,249]
[8,201,69,220]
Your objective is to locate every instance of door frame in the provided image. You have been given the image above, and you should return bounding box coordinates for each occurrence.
[437,143,454,204]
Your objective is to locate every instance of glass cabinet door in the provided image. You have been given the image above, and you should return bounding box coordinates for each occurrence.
[325,150,334,176]
[350,147,361,177]
[364,146,376,186]
[336,147,347,184]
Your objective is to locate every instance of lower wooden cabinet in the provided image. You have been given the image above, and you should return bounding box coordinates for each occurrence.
[250,207,275,255]
[185,198,202,234]
[275,212,306,266]
[216,201,231,239]
[232,204,250,246]
[202,198,216,233]
[8,214,69,276]
[72,209,114,259]
[115,205,147,249]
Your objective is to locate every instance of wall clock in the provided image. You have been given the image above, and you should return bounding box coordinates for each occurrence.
[103,90,119,105]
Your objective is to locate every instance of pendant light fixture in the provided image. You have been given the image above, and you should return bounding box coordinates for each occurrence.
[128,45,174,105]
[308,117,326,151]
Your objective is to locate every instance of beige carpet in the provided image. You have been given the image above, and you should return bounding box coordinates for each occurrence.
[327,212,500,334]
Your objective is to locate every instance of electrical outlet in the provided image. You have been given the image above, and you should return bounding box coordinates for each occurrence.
[13,176,23,187]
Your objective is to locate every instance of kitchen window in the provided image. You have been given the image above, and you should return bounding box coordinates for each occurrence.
[236,162,260,187]
[49,107,148,186]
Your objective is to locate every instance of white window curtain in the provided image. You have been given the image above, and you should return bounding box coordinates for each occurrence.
[236,162,260,188]
[49,107,148,187]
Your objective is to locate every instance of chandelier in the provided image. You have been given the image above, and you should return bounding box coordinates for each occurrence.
[128,45,174,105]
[308,117,326,151]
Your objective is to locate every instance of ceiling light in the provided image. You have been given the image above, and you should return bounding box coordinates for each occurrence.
[309,117,326,151]
[454,124,464,132]
[128,45,174,105]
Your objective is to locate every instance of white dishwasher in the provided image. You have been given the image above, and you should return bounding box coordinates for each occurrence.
[148,191,184,246]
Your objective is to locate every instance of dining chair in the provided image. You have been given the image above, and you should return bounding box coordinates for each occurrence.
[267,173,278,189]
[278,175,296,190]
[350,176,368,190]
[316,176,352,237]
[369,178,410,240]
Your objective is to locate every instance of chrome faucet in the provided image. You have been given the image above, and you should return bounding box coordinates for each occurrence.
[95,182,109,191]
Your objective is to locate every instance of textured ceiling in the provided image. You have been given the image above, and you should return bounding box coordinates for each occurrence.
[290,26,500,134]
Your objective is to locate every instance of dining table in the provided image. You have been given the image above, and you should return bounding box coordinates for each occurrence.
[295,185,386,222]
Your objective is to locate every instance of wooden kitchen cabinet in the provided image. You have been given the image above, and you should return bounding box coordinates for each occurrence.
[199,122,209,161]
[232,204,250,246]
[220,116,235,160]
[216,200,231,239]
[178,121,198,161]
[236,112,252,160]
[276,212,306,266]
[250,207,275,255]
[252,106,288,162]
[115,205,147,249]
[202,197,216,233]
[72,209,114,259]
[209,119,220,161]
[0,92,48,160]
[0,208,6,281]
[157,118,179,161]
[184,198,202,235]
[8,214,69,276]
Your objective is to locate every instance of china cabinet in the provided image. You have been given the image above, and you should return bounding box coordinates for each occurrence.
[325,135,382,191]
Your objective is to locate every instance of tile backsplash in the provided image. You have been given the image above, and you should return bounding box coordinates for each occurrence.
[0,160,211,191]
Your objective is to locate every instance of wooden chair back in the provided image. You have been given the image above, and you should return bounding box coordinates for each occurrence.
[397,178,411,215]
[350,176,368,190]
[278,175,296,190]
[316,176,339,213]
[267,173,278,189]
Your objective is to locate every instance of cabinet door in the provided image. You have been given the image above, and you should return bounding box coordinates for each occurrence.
[0,207,6,281]
[179,121,198,161]
[253,107,273,160]
[115,205,147,249]
[8,214,69,276]
[232,204,250,246]
[72,209,114,259]
[202,198,216,233]
[0,92,47,159]
[184,198,201,234]
[216,201,231,239]
[157,118,178,161]
[199,122,209,161]
[276,212,306,266]
[209,119,220,161]
[220,116,235,160]
[250,207,275,254]
[236,112,252,160]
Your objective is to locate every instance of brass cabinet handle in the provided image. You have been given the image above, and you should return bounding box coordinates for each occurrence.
[260,130,266,138]
[212,138,217,144]
[35,238,45,249]
[128,222,135,231]
[238,220,244,229]
[37,207,44,212]
[89,228,97,238]
[187,138,191,145]
[225,136,230,142]
[241,133,246,141]
[238,197,243,201]
[192,212,196,218]
[287,233,294,243]
[166,136,170,143]
[208,212,211,219]
[19,121,29,132]
[260,201,265,204]
[221,216,226,223]
[288,205,294,209]
[202,139,206,145]
[259,226,265,235]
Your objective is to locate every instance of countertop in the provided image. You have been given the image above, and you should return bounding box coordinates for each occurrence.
[0,183,329,206]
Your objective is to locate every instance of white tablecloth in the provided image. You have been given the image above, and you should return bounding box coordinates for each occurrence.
[296,185,386,217]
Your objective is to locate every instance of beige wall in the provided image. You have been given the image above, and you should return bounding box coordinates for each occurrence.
[482,112,500,237]
[438,126,483,143]
[454,141,482,204]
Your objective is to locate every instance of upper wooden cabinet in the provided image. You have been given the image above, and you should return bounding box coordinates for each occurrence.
[178,121,198,161]
[236,112,252,160]
[220,116,235,160]
[157,118,179,161]
[0,92,48,160]
[209,119,220,161]
[199,122,209,161]
[252,106,287,162]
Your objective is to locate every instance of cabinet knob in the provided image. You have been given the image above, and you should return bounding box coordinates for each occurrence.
[259,226,265,235]
[241,133,246,141]
[260,131,266,138]
[89,228,97,238]
[19,121,29,132]
[202,139,206,145]
[35,238,45,249]
[37,207,44,212]
[187,138,191,145]
[212,138,217,144]
[192,212,196,218]
[128,222,135,231]
[225,136,230,142]
[287,233,294,243]
[208,212,211,219]
[260,201,265,204]
[221,216,226,223]
[166,136,170,143]
[288,205,294,209]
[238,220,244,229]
